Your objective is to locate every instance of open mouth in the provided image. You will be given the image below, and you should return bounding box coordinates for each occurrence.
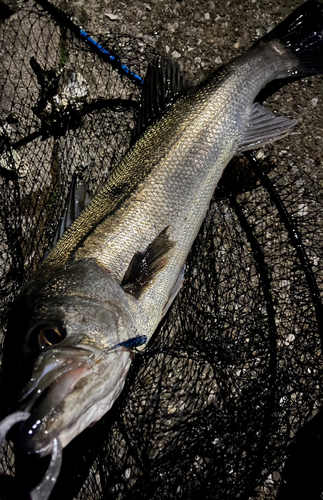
[14,344,132,456]
[16,346,96,455]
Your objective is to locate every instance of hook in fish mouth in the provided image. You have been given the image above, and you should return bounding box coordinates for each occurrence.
[0,411,63,500]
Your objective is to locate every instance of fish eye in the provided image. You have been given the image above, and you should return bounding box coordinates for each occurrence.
[38,326,66,348]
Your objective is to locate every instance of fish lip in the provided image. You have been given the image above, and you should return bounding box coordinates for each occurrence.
[16,344,130,456]
[16,345,97,411]
[16,345,97,455]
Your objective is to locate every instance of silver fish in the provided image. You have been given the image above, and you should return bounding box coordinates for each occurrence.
[1,0,323,458]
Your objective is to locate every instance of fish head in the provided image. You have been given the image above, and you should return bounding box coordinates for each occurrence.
[2,258,138,456]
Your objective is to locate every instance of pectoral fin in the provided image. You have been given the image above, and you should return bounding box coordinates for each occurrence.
[238,102,297,152]
[121,227,175,298]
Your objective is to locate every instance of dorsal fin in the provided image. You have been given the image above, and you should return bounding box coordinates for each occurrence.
[47,174,94,255]
[131,55,192,143]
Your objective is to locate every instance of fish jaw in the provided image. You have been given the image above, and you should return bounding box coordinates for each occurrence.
[16,345,131,456]
[0,258,137,456]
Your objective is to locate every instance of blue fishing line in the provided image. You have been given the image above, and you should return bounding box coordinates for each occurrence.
[79,29,144,86]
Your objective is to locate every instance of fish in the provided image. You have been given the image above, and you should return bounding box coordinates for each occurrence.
[1,0,323,460]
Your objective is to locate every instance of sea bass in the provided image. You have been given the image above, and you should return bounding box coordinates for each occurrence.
[1,0,323,459]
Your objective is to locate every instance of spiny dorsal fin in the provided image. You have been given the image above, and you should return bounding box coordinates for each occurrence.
[49,174,94,251]
[121,227,175,298]
[132,55,192,143]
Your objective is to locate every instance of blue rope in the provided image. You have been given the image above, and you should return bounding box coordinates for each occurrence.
[34,0,144,86]
[79,29,144,86]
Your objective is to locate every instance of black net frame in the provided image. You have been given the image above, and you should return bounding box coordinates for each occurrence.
[0,1,323,499]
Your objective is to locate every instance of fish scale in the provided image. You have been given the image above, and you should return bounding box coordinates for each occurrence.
[43,43,296,339]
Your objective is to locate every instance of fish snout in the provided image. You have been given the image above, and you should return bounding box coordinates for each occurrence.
[15,346,131,456]
[16,347,95,456]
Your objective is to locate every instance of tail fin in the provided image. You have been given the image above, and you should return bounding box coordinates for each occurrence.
[258,0,323,76]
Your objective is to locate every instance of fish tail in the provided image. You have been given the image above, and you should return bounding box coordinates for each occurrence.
[258,0,323,77]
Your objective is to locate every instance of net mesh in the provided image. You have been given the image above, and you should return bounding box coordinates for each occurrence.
[0,2,323,499]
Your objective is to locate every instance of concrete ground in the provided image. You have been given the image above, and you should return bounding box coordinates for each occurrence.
[59,0,322,182]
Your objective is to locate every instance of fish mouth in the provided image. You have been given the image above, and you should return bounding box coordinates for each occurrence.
[15,345,131,456]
